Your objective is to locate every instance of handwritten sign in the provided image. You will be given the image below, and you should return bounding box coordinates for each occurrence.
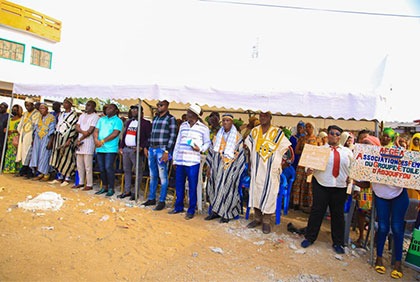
[298,144,330,171]
[350,144,420,190]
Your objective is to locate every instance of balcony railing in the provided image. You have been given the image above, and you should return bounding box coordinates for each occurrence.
[0,0,61,42]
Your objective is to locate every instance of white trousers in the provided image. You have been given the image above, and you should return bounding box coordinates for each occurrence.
[76,154,94,186]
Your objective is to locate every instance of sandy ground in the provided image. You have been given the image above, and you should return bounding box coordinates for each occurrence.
[0,174,418,282]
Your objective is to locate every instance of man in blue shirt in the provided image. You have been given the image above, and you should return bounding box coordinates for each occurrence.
[93,104,123,197]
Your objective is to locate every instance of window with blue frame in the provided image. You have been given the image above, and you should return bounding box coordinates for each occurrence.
[31,47,52,69]
[0,38,25,62]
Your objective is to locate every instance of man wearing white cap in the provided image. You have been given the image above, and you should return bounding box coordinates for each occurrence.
[169,103,211,219]
[16,97,41,178]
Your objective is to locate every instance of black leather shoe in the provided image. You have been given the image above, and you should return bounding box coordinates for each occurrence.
[130,194,136,201]
[220,217,229,223]
[204,212,220,221]
[185,213,194,220]
[141,199,156,206]
[262,223,271,234]
[117,192,132,199]
[168,209,184,214]
[95,188,108,195]
[246,220,262,229]
[154,201,166,211]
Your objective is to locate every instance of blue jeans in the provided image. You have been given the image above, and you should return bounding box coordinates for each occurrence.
[375,189,409,261]
[148,147,169,202]
[96,153,117,191]
[174,164,200,215]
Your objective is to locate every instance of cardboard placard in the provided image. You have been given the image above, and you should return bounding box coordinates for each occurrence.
[350,144,420,190]
[298,144,330,171]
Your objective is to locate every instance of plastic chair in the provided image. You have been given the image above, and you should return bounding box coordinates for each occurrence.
[275,173,288,225]
[281,166,296,215]
[245,171,288,225]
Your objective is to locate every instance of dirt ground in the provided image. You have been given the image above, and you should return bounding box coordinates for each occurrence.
[0,174,418,281]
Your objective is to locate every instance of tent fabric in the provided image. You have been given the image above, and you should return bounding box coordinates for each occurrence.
[12,83,385,121]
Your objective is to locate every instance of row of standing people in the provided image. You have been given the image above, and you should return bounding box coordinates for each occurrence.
[1,97,294,234]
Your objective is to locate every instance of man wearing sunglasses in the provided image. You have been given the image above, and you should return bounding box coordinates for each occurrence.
[301,125,353,254]
[142,100,177,211]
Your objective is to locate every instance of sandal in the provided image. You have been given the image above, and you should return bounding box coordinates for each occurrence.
[390,269,403,279]
[375,265,386,274]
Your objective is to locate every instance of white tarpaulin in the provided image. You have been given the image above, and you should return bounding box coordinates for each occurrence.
[12,83,385,121]
[7,0,420,121]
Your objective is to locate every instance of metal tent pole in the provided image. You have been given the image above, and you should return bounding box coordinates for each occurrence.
[369,118,380,266]
[134,98,142,202]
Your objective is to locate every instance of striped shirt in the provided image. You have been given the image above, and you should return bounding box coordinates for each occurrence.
[149,112,177,152]
[76,112,100,155]
[173,120,211,166]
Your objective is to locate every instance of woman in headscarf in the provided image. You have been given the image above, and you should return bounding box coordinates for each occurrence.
[408,133,420,152]
[318,131,328,145]
[339,131,354,150]
[407,133,420,200]
[355,130,409,279]
[290,121,306,169]
[30,104,56,181]
[291,121,321,212]
[205,113,246,223]
[3,105,23,173]
[382,127,396,148]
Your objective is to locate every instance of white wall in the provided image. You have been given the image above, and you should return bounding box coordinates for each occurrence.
[0,26,59,83]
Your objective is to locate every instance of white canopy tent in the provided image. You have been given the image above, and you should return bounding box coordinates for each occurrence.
[12,82,386,121]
